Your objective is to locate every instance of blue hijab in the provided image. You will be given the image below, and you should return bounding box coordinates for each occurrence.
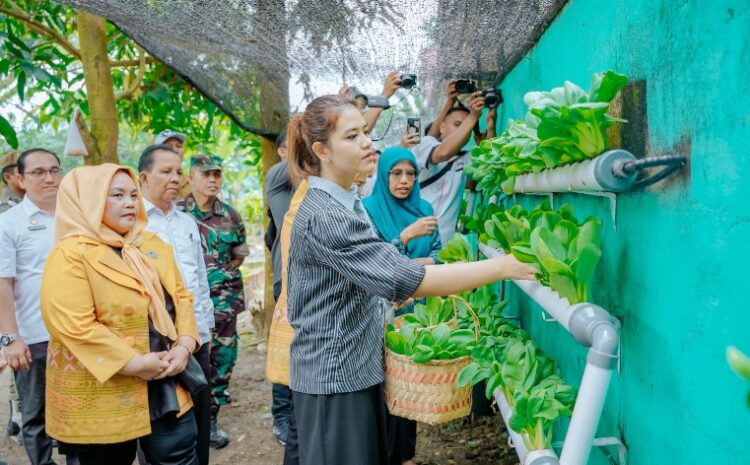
[363,147,435,258]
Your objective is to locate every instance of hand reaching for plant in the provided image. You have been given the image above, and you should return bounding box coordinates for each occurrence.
[497,254,538,281]
[401,217,438,245]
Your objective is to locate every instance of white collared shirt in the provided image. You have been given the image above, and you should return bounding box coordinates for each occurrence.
[413,135,467,246]
[0,196,54,344]
[143,199,215,344]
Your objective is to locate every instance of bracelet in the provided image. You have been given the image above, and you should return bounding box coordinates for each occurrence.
[174,344,192,356]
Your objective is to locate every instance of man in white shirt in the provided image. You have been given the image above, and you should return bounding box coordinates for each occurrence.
[0,148,69,465]
[138,144,215,465]
[412,87,487,246]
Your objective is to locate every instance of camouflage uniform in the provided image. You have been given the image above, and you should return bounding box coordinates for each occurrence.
[0,189,21,214]
[178,191,247,407]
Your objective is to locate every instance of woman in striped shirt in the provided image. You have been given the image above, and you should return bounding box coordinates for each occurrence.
[285,95,536,465]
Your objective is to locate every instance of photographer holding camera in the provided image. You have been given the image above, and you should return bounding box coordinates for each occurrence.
[339,71,405,131]
[413,82,487,246]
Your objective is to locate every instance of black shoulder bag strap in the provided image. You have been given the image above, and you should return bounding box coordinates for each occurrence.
[419,156,460,190]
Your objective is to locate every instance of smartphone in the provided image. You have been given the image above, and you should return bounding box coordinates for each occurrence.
[407,118,421,142]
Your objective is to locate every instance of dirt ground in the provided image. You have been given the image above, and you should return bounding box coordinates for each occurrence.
[0,332,518,465]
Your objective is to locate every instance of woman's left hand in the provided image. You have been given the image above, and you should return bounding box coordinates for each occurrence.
[153,337,195,379]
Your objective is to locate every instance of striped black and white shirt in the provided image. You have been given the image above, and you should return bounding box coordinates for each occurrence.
[287,176,426,395]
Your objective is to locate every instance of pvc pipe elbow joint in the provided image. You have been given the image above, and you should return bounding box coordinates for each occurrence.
[568,303,620,370]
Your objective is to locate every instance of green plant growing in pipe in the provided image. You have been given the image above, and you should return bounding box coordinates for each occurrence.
[727,346,750,408]
[466,70,628,195]
[481,200,603,304]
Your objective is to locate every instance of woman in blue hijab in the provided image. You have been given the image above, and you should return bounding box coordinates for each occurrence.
[363,146,442,465]
[363,146,442,266]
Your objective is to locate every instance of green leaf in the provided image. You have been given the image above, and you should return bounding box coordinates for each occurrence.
[589,71,628,103]
[411,345,435,364]
[432,324,452,346]
[457,363,480,388]
[0,115,18,149]
[728,346,750,381]
[17,71,27,102]
[572,243,602,292]
[447,329,476,348]
[550,273,578,304]
[553,220,578,248]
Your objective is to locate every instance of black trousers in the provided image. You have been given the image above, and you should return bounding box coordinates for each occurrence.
[292,384,388,465]
[138,344,210,465]
[14,341,55,465]
[61,410,198,465]
[192,343,211,465]
[282,396,300,465]
[386,413,417,465]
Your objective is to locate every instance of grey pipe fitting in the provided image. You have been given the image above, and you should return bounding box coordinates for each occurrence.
[568,303,620,370]
[528,457,560,465]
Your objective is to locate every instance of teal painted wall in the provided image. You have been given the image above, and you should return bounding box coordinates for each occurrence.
[494,0,750,463]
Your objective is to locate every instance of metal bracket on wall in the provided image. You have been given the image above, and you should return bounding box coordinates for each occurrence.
[573,191,618,228]
[552,437,628,465]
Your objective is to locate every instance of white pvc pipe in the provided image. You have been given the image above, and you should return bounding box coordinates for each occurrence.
[477,243,573,330]
[559,362,614,465]
[514,158,601,193]
[494,389,558,465]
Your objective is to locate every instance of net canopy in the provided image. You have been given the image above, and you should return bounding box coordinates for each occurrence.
[58,0,567,140]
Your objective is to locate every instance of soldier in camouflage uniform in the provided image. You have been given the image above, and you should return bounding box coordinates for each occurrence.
[1,151,24,443]
[0,151,23,214]
[177,154,248,449]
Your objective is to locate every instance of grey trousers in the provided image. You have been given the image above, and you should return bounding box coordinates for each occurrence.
[14,341,56,465]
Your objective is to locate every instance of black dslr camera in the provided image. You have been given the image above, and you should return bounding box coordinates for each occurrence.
[400,73,417,89]
[455,79,503,109]
[455,79,477,94]
[482,88,503,109]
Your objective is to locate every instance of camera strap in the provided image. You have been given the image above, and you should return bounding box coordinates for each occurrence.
[420,157,458,190]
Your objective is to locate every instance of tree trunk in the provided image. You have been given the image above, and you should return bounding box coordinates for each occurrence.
[252,0,290,345]
[256,137,281,346]
[77,11,118,165]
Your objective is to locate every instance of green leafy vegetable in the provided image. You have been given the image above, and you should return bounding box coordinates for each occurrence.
[466,71,628,196]
[385,322,473,364]
[483,200,602,304]
[438,233,473,264]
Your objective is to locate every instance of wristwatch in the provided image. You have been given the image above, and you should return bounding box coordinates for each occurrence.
[0,333,19,346]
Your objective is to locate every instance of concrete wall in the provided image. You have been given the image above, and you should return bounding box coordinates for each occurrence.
[495,0,750,463]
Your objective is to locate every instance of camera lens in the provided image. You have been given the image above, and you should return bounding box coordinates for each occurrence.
[400,74,416,89]
[455,79,476,94]
[482,89,502,109]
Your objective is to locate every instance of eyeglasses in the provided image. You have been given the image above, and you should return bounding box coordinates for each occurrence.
[22,167,63,179]
[388,169,418,180]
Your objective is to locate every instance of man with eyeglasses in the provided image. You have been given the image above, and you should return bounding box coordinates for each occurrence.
[0,148,74,465]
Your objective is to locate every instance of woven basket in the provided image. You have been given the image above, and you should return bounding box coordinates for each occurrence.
[265,315,294,385]
[384,349,472,425]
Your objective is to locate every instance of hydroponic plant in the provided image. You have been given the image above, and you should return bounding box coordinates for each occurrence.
[466,71,628,195]
[482,201,602,304]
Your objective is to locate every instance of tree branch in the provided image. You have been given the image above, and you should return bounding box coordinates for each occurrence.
[0,1,81,60]
[114,47,146,100]
[111,56,158,68]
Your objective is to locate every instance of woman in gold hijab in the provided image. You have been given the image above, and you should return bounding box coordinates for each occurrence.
[41,164,200,465]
